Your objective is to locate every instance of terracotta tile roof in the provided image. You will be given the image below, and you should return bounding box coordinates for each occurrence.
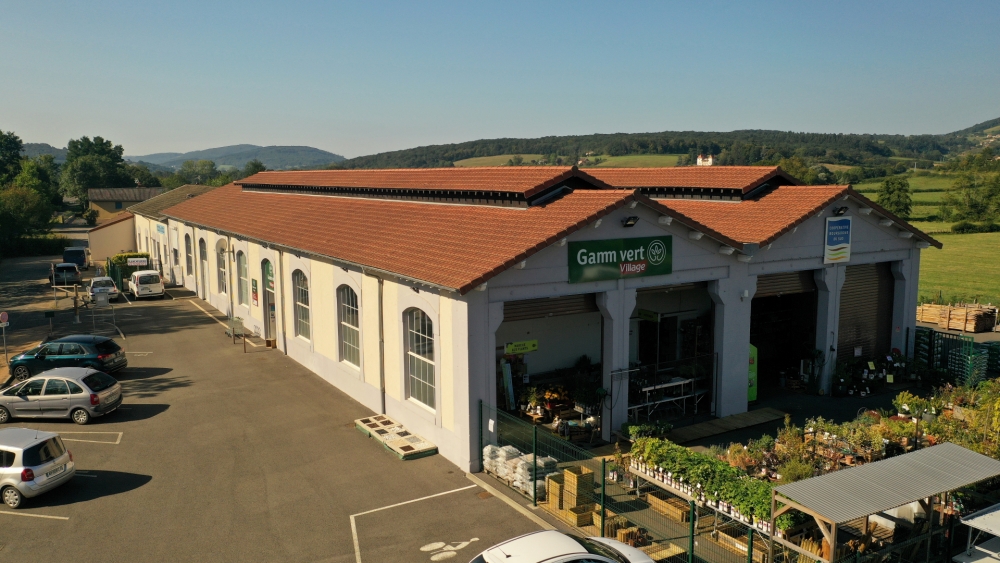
[659,186,941,248]
[88,212,133,233]
[128,184,219,220]
[162,184,639,293]
[238,167,589,198]
[585,166,797,192]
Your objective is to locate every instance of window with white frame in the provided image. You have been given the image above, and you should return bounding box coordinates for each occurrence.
[337,285,360,366]
[237,251,249,306]
[404,308,435,409]
[185,235,193,273]
[292,270,310,339]
[216,245,227,294]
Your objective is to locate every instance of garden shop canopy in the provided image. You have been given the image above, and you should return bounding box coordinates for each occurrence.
[962,503,1000,537]
[770,443,1000,563]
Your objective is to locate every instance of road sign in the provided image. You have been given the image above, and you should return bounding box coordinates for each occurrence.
[0,312,7,323]
[0,322,8,328]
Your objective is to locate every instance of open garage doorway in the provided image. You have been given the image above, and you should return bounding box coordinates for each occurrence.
[749,271,818,399]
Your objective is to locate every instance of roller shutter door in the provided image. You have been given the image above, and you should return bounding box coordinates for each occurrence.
[755,271,817,298]
[503,293,599,322]
[837,263,894,364]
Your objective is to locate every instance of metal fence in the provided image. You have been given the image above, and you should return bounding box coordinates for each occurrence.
[479,401,756,563]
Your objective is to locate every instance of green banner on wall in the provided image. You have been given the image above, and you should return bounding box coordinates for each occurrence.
[568,236,672,284]
[748,344,758,402]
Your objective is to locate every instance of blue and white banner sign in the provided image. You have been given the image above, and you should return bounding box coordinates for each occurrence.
[824,216,851,264]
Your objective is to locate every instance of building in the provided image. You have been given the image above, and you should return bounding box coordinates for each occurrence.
[88,188,165,221]
[87,212,136,262]
[696,154,715,166]
[128,184,219,283]
[157,166,939,472]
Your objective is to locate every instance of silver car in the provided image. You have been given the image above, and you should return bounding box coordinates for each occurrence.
[0,428,75,508]
[0,368,123,425]
[87,276,120,302]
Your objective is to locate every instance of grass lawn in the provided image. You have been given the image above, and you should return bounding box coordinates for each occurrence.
[918,232,1000,304]
[909,220,954,234]
[453,154,545,167]
[856,173,955,193]
[591,154,683,167]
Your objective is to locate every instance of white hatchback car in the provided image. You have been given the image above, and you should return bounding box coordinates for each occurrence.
[0,428,75,508]
[469,531,654,563]
[128,270,165,299]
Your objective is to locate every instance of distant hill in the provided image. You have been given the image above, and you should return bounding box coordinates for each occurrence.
[340,117,1000,170]
[21,143,68,162]
[127,145,345,170]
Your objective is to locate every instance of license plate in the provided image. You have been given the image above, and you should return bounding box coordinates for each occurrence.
[46,464,65,479]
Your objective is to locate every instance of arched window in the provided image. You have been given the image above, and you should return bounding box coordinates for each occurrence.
[216,244,227,294]
[236,251,248,306]
[337,285,360,366]
[292,270,310,339]
[185,235,193,273]
[404,308,434,409]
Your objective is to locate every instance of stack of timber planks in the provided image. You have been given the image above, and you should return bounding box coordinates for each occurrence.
[917,303,998,333]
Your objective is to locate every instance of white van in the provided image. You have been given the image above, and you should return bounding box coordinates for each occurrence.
[128,270,165,299]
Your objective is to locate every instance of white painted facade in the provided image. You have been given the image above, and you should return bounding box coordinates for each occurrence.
[162,193,926,472]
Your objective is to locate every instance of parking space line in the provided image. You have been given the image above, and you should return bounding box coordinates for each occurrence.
[350,484,478,563]
[0,510,69,520]
[59,432,122,445]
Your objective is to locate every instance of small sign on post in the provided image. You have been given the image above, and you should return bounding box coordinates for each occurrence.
[127,257,148,267]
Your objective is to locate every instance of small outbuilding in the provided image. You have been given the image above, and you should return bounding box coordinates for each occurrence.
[88,187,164,221]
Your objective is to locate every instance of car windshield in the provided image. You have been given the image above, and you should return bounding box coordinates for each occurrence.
[138,274,159,284]
[2,382,25,396]
[56,266,77,273]
[82,372,117,392]
[95,340,121,354]
[21,346,42,356]
[572,538,629,563]
[92,280,115,289]
[22,437,66,467]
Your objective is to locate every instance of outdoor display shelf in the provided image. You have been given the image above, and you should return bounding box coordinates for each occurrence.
[354,415,438,460]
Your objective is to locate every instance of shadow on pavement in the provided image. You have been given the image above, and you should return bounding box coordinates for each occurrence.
[116,367,173,381]
[27,470,152,508]
[105,403,170,423]
[120,375,192,399]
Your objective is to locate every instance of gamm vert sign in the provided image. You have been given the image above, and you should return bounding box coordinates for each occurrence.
[568,236,672,283]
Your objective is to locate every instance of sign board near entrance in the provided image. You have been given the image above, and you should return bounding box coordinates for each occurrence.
[504,340,538,355]
[156,224,166,235]
[823,216,851,264]
[251,279,259,306]
[127,257,148,266]
[568,236,672,283]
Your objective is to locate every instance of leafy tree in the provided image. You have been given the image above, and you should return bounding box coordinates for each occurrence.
[126,163,162,187]
[178,159,219,183]
[241,159,266,177]
[0,186,52,252]
[66,136,125,165]
[12,157,61,205]
[0,130,24,186]
[60,136,135,204]
[876,177,912,218]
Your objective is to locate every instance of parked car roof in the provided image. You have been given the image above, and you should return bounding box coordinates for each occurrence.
[22,367,101,381]
[52,335,113,344]
[90,276,115,283]
[55,263,78,268]
[0,428,59,450]
[132,270,161,276]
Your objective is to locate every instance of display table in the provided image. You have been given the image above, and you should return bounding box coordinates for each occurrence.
[953,537,1000,563]
[628,377,708,420]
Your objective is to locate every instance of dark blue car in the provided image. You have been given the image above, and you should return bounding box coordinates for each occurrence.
[8,335,126,382]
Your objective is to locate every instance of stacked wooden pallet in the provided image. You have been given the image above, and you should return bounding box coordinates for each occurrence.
[917,304,997,333]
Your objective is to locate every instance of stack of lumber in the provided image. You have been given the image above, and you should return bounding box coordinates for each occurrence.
[917,303,997,333]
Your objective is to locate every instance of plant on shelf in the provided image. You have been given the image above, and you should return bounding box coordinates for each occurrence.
[620,421,673,440]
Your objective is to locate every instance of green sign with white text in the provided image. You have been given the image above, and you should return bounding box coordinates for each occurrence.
[568,236,672,283]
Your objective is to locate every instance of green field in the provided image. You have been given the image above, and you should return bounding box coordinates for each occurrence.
[855,173,955,193]
[453,154,545,167]
[592,154,683,167]
[918,232,1000,304]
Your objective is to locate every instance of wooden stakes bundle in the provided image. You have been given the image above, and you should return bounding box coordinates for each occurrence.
[917,303,997,333]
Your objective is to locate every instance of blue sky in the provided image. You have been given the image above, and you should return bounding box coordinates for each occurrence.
[2,1,998,157]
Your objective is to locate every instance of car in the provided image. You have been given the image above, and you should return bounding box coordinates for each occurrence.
[0,368,123,425]
[63,246,92,270]
[128,269,165,299]
[468,531,655,563]
[87,276,120,303]
[49,262,82,285]
[0,428,75,508]
[8,335,127,382]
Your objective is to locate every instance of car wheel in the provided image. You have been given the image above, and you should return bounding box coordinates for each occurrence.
[0,407,9,424]
[71,408,91,425]
[12,366,30,382]
[2,486,23,509]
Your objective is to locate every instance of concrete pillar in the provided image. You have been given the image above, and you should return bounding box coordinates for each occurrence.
[708,264,756,418]
[814,265,846,394]
[597,281,637,442]
[465,292,504,472]
[891,256,919,357]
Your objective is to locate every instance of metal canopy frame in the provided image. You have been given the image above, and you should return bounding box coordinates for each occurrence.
[767,443,1000,563]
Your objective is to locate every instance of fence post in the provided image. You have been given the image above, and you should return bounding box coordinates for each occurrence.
[601,458,607,538]
[747,528,753,563]
[688,500,696,563]
[478,400,483,472]
[532,425,537,507]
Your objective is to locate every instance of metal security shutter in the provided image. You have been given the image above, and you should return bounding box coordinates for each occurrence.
[503,294,599,322]
[755,271,817,298]
[837,263,894,364]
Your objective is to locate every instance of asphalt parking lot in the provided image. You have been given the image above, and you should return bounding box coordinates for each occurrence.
[0,288,540,562]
